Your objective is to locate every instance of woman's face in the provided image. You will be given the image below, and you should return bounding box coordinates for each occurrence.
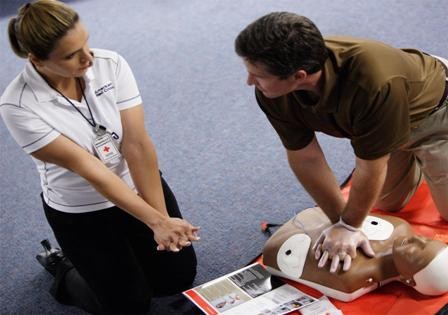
[35,21,93,79]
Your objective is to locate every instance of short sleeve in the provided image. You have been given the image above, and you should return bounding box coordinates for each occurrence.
[256,89,315,150]
[0,103,60,154]
[351,78,410,159]
[115,54,143,110]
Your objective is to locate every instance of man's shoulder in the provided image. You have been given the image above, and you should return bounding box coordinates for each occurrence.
[324,36,393,51]
[324,36,410,91]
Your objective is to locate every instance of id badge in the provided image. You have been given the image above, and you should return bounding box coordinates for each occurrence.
[93,133,121,164]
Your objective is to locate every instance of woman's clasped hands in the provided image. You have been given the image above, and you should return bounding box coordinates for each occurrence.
[152,217,200,252]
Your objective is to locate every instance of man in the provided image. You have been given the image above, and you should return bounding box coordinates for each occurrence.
[234,12,448,273]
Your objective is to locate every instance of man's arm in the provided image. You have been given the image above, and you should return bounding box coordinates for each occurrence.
[288,136,389,272]
[287,136,346,223]
[341,154,390,227]
[313,153,389,272]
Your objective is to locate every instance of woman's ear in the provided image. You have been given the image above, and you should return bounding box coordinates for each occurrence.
[28,53,44,67]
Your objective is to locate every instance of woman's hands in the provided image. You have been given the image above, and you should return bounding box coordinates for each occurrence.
[151,217,200,252]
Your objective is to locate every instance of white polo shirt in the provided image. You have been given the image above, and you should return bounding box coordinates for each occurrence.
[0,49,142,213]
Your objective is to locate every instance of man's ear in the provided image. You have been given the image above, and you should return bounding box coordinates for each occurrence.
[28,53,44,67]
[293,69,307,81]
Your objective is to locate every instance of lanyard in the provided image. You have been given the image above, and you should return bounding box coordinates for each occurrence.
[54,78,107,135]
[39,72,119,139]
[43,77,110,136]
[44,77,122,163]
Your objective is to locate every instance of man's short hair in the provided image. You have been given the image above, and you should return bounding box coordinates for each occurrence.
[235,12,328,79]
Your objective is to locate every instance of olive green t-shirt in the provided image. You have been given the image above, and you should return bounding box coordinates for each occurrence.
[256,36,446,160]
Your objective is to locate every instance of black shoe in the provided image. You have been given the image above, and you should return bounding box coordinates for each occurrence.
[36,239,66,277]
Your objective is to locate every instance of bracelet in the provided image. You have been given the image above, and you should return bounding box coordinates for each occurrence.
[338,218,359,232]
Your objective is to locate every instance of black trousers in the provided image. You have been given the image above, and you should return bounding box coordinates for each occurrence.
[42,176,197,314]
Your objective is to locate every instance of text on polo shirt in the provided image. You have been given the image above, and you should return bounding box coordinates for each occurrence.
[95,82,114,97]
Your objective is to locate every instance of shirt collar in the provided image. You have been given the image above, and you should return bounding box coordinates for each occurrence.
[292,52,341,113]
[313,56,340,113]
[22,60,96,103]
[84,67,95,83]
[23,60,58,102]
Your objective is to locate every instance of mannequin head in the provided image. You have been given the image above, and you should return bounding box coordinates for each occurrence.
[393,236,448,295]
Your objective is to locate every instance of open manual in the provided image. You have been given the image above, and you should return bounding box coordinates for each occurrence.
[183,263,318,315]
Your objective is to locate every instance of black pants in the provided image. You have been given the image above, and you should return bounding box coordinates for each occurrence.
[42,176,197,314]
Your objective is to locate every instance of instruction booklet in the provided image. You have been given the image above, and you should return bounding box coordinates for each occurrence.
[183,262,317,315]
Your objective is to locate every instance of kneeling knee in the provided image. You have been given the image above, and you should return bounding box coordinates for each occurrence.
[374,201,406,213]
[100,297,152,315]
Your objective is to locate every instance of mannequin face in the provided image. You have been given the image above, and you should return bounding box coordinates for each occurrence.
[394,236,448,296]
[393,236,446,278]
[413,247,448,295]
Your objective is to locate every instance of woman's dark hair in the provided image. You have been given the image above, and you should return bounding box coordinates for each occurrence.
[8,0,79,60]
[235,12,328,79]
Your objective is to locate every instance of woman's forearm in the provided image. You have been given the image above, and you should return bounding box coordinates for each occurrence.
[122,134,169,217]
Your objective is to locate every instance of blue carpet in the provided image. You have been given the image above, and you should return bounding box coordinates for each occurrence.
[0,0,446,314]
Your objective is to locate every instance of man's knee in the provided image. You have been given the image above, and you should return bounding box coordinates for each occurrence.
[434,201,448,221]
[375,198,408,212]
[439,212,448,221]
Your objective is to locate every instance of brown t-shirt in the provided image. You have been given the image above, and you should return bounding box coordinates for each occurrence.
[256,36,446,159]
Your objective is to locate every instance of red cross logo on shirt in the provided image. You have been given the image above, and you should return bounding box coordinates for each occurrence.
[103,146,110,153]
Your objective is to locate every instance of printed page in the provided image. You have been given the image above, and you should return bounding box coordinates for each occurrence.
[194,278,252,312]
[184,263,317,315]
[222,284,317,315]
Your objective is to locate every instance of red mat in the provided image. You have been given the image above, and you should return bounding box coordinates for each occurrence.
[259,181,448,314]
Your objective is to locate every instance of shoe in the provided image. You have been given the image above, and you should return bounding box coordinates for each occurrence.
[36,239,66,277]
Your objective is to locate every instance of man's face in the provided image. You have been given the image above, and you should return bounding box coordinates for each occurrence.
[243,60,298,99]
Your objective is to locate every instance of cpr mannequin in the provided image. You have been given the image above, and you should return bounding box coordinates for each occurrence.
[262,207,448,302]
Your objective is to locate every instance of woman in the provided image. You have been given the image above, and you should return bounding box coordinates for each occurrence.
[1,1,199,313]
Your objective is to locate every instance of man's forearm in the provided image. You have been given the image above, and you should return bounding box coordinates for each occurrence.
[341,155,389,227]
[287,147,346,223]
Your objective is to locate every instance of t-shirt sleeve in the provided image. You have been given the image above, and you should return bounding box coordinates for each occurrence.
[115,53,143,110]
[0,103,60,154]
[351,78,410,159]
[255,89,315,150]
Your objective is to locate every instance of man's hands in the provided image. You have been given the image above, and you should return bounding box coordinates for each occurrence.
[152,217,200,252]
[312,219,375,273]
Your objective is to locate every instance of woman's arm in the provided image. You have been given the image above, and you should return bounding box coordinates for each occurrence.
[31,135,199,251]
[119,105,168,217]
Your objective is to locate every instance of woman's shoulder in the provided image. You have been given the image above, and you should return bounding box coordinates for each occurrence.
[0,72,27,106]
[91,48,127,65]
